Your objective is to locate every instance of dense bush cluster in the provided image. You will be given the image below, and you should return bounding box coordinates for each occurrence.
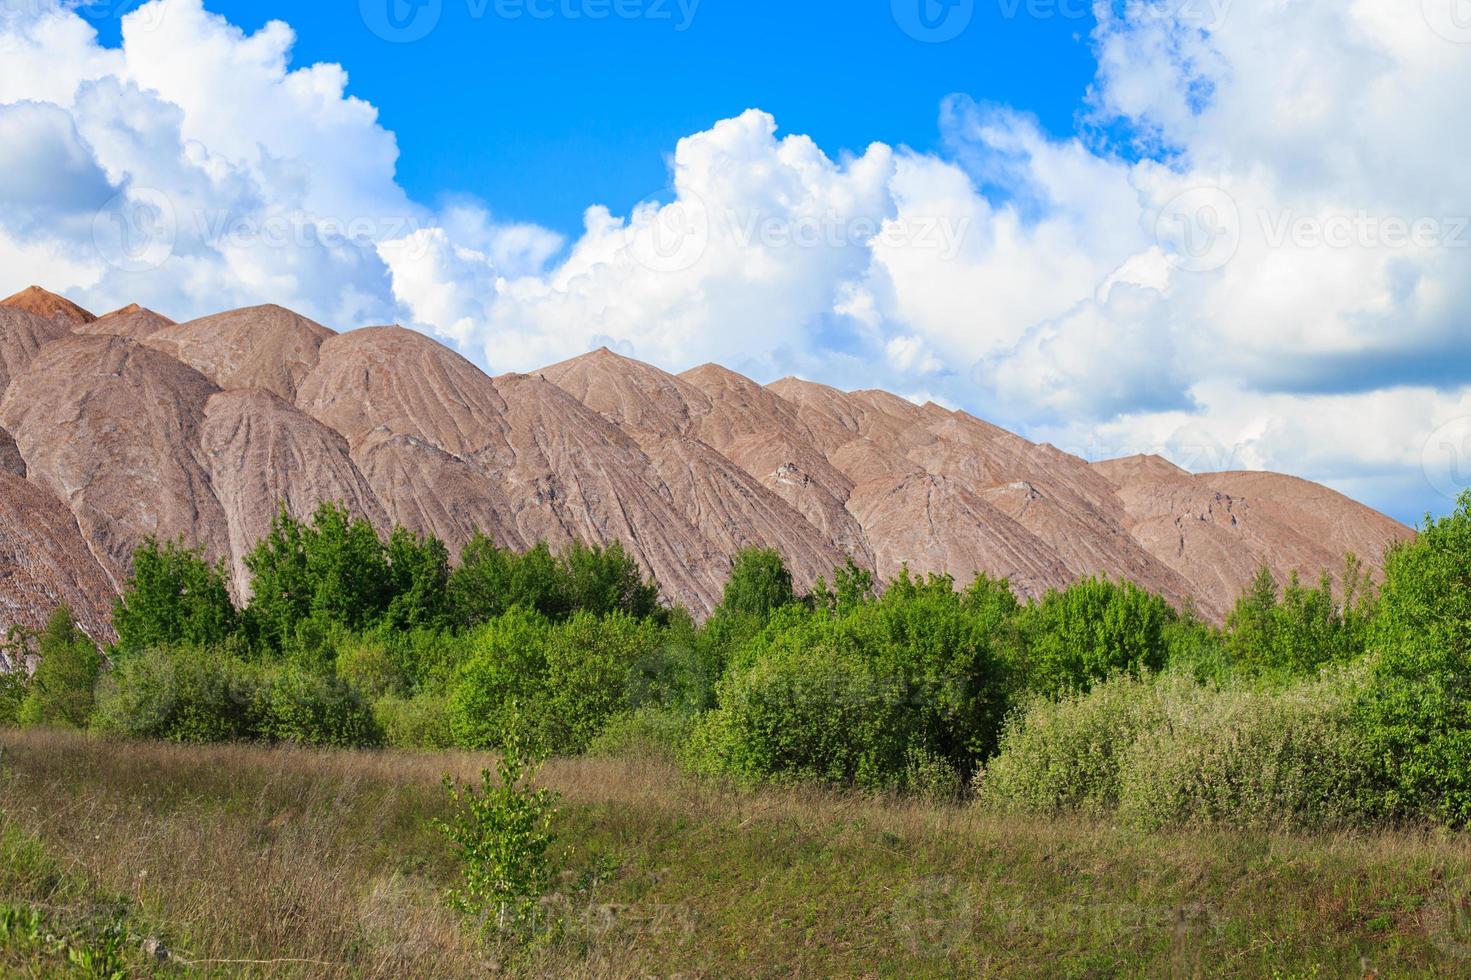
[9,491,1471,830]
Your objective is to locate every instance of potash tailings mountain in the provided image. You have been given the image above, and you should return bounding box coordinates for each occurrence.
[0,285,1412,641]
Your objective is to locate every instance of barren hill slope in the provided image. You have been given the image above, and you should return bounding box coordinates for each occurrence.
[0,287,1414,637]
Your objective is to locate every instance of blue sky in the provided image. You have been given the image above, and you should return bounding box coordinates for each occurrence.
[5,0,1471,526]
[95,0,1100,235]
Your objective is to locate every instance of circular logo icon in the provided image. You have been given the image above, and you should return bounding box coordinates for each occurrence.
[1423,417,1471,503]
[92,187,177,274]
[890,875,974,954]
[1424,0,1471,43]
[627,189,710,274]
[892,0,974,43]
[361,0,442,43]
[1154,186,1241,273]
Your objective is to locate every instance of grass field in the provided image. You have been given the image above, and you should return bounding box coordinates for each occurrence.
[3,728,1471,977]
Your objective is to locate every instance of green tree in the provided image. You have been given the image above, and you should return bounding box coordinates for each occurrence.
[448,536,566,627]
[1361,491,1471,824]
[437,714,560,938]
[244,503,391,653]
[18,606,100,729]
[112,537,237,655]
[384,526,451,631]
[714,548,796,621]
[559,540,660,620]
[1018,577,1174,698]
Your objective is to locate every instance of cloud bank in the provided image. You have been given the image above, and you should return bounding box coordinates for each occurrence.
[1,0,1469,524]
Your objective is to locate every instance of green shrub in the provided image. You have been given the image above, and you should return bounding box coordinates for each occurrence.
[447,608,552,750]
[92,646,261,743]
[1016,577,1174,698]
[18,607,100,730]
[979,670,1386,831]
[977,674,1164,817]
[586,707,696,760]
[532,611,660,754]
[1118,671,1383,830]
[255,665,380,748]
[335,634,408,700]
[374,691,454,749]
[691,573,1013,792]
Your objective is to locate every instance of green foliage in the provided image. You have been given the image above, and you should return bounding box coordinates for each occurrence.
[18,607,100,730]
[558,540,661,621]
[92,644,377,747]
[373,690,454,749]
[714,548,796,621]
[1117,671,1384,830]
[447,608,553,750]
[978,676,1163,817]
[0,627,31,726]
[334,634,408,700]
[447,609,662,755]
[535,611,661,754]
[437,719,560,939]
[447,535,661,629]
[91,645,260,743]
[1221,560,1374,680]
[384,526,451,632]
[690,572,1014,792]
[254,665,380,748]
[980,670,1385,830]
[243,503,393,653]
[1361,491,1471,825]
[112,537,237,656]
[1016,577,1175,698]
[586,707,697,760]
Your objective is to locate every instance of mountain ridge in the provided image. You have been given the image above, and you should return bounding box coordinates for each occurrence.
[0,286,1414,640]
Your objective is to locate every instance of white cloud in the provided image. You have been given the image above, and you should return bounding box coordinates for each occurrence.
[1,0,1468,522]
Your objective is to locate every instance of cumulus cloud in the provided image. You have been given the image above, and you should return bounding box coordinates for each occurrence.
[0,0,1468,522]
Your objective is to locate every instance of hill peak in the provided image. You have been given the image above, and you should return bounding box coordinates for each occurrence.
[1,286,96,324]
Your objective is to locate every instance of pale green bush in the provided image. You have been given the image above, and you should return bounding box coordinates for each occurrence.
[373,691,453,749]
[977,668,1387,831]
[974,674,1163,817]
[1118,670,1383,830]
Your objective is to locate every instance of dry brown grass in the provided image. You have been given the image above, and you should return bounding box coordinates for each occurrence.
[5,727,1471,977]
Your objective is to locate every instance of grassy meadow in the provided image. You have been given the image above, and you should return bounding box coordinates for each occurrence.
[4,727,1471,978]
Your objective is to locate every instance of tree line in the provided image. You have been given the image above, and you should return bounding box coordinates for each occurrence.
[6,493,1471,829]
